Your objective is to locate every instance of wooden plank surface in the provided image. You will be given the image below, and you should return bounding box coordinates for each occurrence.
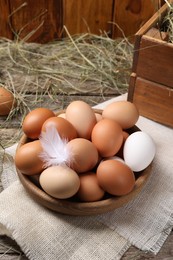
[136,35,173,89]
[112,0,160,39]
[0,0,13,39]
[8,0,63,42]
[63,0,113,37]
[0,0,165,42]
[132,77,173,127]
[125,0,170,73]
[134,0,170,37]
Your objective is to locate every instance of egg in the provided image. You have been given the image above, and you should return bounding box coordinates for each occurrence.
[57,113,66,119]
[67,138,99,173]
[123,131,156,172]
[103,156,125,164]
[116,130,130,158]
[0,87,16,116]
[91,118,123,157]
[39,165,80,199]
[122,131,130,141]
[102,101,139,129]
[96,159,135,196]
[22,108,55,139]
[41,117,78,141]
[65,100,97,139]
[15,140,44,175]
[77,172,105,202]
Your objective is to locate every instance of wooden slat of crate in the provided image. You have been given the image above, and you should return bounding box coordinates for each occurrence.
[131,1,170,72]
[136,35,173,89]
[145,27,168,40]
[132,76,173,127]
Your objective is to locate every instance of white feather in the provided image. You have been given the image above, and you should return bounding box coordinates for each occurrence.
[39,125,71,168]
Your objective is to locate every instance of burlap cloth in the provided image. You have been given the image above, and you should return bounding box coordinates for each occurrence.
[0,94,173,260]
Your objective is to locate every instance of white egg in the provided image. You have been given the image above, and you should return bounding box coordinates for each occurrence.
[123,131,156,172]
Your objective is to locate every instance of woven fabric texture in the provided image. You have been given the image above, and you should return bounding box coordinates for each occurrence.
[0,94,173,259]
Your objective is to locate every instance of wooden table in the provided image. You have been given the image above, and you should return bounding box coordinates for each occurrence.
[0,94,173,260]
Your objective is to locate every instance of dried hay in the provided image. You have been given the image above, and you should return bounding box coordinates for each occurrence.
[162,0,173,42]
[0,27,133,121]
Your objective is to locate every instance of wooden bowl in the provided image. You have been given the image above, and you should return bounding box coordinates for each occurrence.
[16,109,152,216]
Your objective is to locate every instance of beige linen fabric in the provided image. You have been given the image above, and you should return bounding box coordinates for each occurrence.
[96,96,173,254]
[0,95,130,260]
[0,180,130,260]
[0,93,173,259]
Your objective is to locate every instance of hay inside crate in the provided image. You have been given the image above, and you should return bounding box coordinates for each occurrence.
[128,2,173,128]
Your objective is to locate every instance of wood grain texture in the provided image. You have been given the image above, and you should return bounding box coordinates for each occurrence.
[131,1,171,72]
[132,77,173,127]
[145,27,168,41]
[0,0,13,39]
[136,35,173,89]
[128,72,136,101]
[135,0,169,37]
[112,0,160,39]
[63,0,113,36]
[8,0,63,42]
[0,0,166,42]
[128,1,173,128]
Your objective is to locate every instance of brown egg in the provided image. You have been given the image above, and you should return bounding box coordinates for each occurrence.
[77,172,105,202]
[15,140,44,175]
[91,118,123,157]
[41,117,77,141]
[122,131,129,141]
[22,108,55,139]
[96,159,135,196]
[116,131,130,158]
[65,100,97,140]
[102,101,139,129]
[67,138,99,173]
[39,165,80,199]
[0,87,16,116]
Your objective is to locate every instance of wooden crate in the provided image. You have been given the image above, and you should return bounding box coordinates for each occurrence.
[128,1,173,127]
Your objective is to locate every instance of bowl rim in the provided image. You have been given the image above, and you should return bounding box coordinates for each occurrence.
[16,108,152,216]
